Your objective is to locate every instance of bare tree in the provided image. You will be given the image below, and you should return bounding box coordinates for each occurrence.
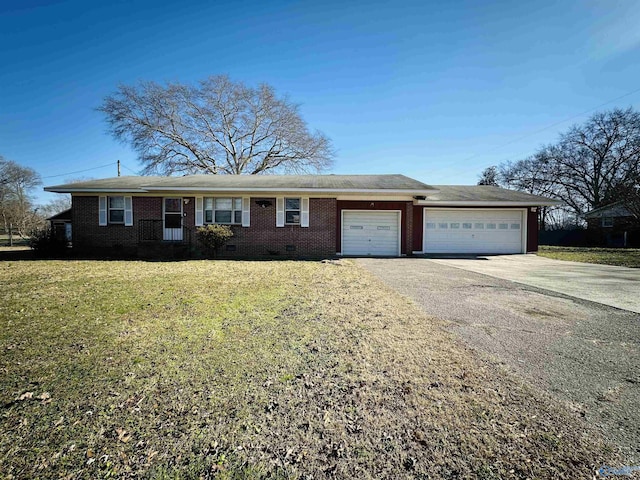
[98,75,335,176]
[477,166,500,186]
[39,195,72,219]
[0,157,42,236]
[492,108,640,228]
[542,108,640,213]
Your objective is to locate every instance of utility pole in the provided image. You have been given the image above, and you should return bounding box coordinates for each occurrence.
[117,160,121,177]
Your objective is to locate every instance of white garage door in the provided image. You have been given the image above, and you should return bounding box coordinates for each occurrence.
[424,209,524,254]
[342,211,400,256]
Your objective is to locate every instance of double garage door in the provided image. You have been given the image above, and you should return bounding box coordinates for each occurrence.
[342,211,400,256]
[424,209,525,254]
[340,209,525,256]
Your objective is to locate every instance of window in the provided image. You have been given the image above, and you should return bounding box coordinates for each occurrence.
[510,223,520,230]
[109,196,125,224]
[285,198,300,225]
[450,223,460,229]
[100,195,132,227]
[499,223,509,230]
[438,223,448,229]
[474,223,484,229]
[204,197,242,224]
[462,223,472,229]
[486,223,496,229]
[426,222,436,229]
[602,217,613,228]
[164,198,182,229]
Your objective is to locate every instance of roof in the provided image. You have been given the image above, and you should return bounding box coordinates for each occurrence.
[47,208,72,221]
[583,201,633,218]
[45,174,438,194]
[44,175,560,205]
[420,185,561,206]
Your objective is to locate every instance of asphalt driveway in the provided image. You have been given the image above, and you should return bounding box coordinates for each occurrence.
[429,254,640,313]
[357,257,640,463]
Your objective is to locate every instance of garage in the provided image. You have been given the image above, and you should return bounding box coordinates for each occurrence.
[342,210,401,256]
[424,209,525,254]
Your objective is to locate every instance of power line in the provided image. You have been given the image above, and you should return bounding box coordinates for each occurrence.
[41,162,117,179]
[120,162,140,175]
[459,85,640,165]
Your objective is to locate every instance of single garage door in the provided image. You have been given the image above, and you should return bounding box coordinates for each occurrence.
[342,211,400,256]
[424,209,524,254]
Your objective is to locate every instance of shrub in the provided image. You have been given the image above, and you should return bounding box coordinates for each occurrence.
[29,227,67,257]
[196,224,234,257]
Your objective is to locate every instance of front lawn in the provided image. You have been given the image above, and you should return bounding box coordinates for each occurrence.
[538,245,640,268]
[0,259,619,478]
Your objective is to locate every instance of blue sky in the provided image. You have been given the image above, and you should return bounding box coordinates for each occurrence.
[2,0,640,205]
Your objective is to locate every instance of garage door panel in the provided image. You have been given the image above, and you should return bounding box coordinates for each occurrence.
[342,211,400,256]
[424,209,523,254]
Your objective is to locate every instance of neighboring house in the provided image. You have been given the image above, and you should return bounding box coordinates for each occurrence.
[584,202,639,247]
[44,174,560,257]
[47,208,72,243]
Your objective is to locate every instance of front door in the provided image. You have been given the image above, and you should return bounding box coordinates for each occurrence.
[163,198,183,241]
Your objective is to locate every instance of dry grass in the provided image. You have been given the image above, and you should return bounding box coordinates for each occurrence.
[0,259,620,479]
[538,245,640,268]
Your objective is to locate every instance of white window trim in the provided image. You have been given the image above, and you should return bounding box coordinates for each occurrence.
[241,197,250,227]
[285,197,301,225]
[195,196,204,226]
[203,197,243,225]
[300,197,309,227]
[108,196,125,225]
[124,196,133,226]
[276,197,285,227]
[99,195,133,226]
[99,196,107,226]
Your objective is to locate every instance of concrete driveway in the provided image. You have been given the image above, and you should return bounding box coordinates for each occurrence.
[429,254,640,313]
[357,257,640,463]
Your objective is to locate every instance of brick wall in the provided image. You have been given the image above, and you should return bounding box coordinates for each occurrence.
[72,195,336,258]
[586,216,640,246]
[213,198,336,258]
[526,208,538,252]
[72,196,162,253]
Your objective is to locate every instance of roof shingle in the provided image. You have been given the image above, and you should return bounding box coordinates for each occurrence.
[45,174,436,192]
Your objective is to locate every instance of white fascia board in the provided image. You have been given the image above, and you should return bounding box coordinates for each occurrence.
[44,187,148,193]
[141,186,438,195]
[45,186,439,196]
[415,200,562,207]
[336,194,416,201]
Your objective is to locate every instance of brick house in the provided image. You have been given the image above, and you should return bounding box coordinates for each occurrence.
[45,174,560,258]
[584,202,639,247]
